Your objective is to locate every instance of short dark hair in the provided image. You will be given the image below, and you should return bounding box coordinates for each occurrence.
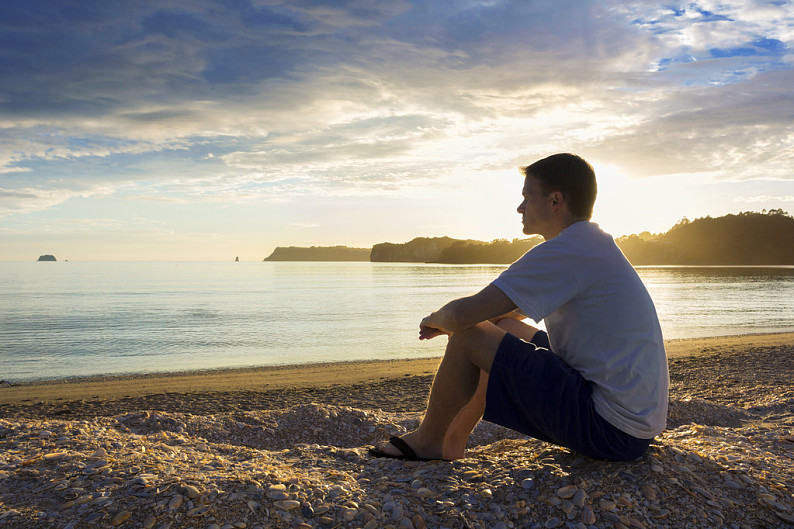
[522,153,597,219]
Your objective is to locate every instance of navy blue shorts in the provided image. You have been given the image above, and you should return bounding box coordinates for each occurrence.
[483,331,651,461]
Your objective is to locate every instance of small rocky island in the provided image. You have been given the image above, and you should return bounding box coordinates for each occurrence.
[37,254,57,262]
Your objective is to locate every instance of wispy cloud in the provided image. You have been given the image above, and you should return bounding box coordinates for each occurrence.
[736,195,794,203]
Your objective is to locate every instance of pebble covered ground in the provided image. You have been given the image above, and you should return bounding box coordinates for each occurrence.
[1,343,792,529]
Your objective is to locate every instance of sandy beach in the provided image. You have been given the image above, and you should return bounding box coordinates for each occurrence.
[1,333,792,528]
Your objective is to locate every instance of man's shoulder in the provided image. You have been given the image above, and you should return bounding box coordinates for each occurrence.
[562,220,609,239]
[534,222,612,255]
[505,223,619,275]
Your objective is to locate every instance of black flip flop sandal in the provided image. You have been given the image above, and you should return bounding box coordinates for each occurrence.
[368,436,434,461]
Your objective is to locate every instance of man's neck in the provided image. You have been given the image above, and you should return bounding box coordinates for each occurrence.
[543,217,587,241]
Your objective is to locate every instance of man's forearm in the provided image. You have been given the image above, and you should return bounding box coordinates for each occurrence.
[425,297,470,334]
[420,285,517,338]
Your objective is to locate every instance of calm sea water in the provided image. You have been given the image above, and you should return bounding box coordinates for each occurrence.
[1,262,793,382]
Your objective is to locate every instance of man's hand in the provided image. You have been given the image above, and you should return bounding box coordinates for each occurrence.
[419,326,446,340]
[419,312,450,340]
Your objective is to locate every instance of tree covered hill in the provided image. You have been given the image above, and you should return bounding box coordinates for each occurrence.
[264,246,371,261]
[262,211,794,265]
[377,210,794,265]
[434,236,544,264]
[368,236,545,264]
[369,237,473,262]
[616,210,794,265]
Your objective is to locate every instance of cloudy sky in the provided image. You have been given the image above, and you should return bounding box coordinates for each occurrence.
[1,0,792,261]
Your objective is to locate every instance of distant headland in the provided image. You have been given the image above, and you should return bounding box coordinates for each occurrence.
[37,254,57,262]
[370,236,544,264]
[264,246,371,262]
[265,210,794,265]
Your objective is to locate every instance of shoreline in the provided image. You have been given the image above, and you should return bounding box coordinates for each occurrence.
[2,332,793,407]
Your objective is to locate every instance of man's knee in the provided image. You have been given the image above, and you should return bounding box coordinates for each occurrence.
[446,323,505,372]
[447,322,492,350]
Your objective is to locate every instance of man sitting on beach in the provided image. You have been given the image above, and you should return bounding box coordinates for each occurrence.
[370,153,668,461]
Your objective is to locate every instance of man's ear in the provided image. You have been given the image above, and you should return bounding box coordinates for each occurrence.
[550,190,564,209]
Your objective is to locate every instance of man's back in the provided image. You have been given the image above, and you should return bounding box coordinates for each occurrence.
[492,221,669,438]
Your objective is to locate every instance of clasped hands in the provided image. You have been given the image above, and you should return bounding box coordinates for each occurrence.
[419,308,525,340]
[419,312,449,340]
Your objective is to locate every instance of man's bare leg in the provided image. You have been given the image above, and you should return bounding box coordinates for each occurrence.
[373,322,505,460]
[495,318,541,342]
[441,318,541,458]
[441,370,489,459]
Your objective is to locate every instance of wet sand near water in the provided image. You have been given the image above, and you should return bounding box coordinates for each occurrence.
[2,332,791,410]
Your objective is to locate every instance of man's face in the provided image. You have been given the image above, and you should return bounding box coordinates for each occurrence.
[517,174,553,237]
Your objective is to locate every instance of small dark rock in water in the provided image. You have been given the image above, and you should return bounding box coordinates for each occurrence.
[37,254,57,261]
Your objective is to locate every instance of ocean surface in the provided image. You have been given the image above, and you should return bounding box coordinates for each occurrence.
[1,262,793,382]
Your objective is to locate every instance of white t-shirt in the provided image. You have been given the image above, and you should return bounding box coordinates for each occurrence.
[491,221,668,438]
